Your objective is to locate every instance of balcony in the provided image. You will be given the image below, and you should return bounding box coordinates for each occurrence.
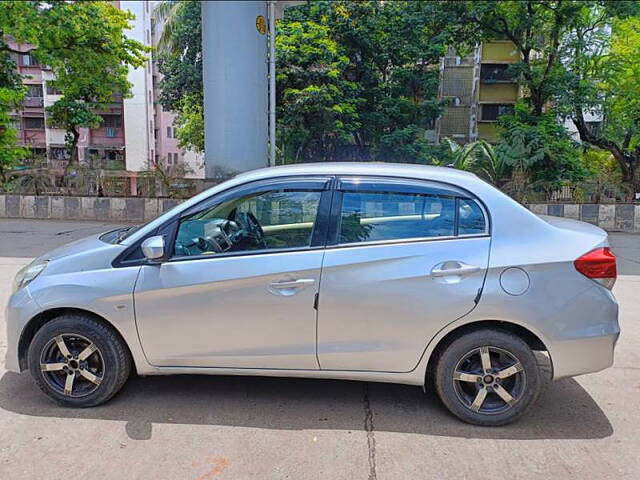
[89,127,125,147]
[23,96,44,108]
[480,64,516,84]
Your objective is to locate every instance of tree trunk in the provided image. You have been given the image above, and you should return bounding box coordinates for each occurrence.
[69,127,80,166]
[622,158,639,198]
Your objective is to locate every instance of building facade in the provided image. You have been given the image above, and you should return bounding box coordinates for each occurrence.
[436,41,521,144]
[9,0,203,195]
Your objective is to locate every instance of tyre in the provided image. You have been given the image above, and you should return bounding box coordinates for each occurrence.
[434,328,540,426]
[28,314,132,407]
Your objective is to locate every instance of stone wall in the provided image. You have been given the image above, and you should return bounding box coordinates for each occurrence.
[0,195,183,223]
[1,195,639,232]
[529,204,640,232]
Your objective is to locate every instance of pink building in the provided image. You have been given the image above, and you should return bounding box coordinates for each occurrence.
[9,0,204,189]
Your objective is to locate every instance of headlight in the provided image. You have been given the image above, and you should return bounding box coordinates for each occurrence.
[12,260,48,293]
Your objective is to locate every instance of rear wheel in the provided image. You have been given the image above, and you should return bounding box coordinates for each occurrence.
[434,328,540,426]
[28,314,131,407]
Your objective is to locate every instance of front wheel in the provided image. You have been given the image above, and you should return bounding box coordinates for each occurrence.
[434,328,541,426]
[28,314,132,407]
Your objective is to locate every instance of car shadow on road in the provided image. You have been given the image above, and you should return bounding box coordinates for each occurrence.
[0,369,612,441]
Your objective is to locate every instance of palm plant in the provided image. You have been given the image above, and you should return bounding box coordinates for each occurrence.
[153,0,187,54]
[472,140,510,187]
[12,169,54,195]
[441,137,509,186]
[440,137,481,171]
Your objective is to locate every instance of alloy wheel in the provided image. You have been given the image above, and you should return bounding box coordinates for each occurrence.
[452,346,526,415]
[39,333,104,398]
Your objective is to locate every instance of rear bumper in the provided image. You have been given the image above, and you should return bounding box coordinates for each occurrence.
[550,331,619,380]
[549,283,620,379]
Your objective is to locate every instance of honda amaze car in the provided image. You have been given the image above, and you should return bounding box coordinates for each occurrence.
[5,163,619,426]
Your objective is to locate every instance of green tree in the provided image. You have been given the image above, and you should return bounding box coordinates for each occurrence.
[457,1,634,116]
[497,103,587,183]
[40,1,148,166]
[0,2,38,180]
[560,13,640,190]
[276,19,360,162]
[0,87,28,184]
[279,0,472,163]
[1,1,147,170]
[156,0,204,153]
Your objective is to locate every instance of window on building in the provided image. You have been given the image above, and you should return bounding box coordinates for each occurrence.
[46,84,61,95]
[150,120,153,134]
[148,90,152,104]
[21,53,38,67]
[23,117,45,129]
[101,115,122,128]
[110,91,123,103]
[105,150,123,162]
[167,126,172,138]
[26,84,43,98]
[49,147,71,161]
[480,104,514,122]
[480,64,515,83]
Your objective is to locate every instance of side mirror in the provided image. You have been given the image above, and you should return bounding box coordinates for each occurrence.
[141,235,166,262]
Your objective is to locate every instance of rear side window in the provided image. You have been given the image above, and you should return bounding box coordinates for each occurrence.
[339,192,456,243]
[336,181,487,245]
[458,198,486,235]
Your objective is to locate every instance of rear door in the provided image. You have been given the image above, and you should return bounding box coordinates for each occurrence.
[317,176,491,372]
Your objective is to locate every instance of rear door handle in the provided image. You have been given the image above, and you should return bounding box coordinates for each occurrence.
[269,278,316,289]
[431,262,480,277]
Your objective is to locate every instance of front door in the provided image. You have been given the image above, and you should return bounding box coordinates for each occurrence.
[134,178,331,369]
[317,177,491,372]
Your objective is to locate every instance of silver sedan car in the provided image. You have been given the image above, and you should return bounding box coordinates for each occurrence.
[5,163,619,425]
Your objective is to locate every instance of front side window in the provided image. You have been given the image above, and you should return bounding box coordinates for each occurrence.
[174,189,322,257]
[339,191,456,243]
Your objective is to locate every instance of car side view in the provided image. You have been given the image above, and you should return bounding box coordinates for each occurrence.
[5,163,619,426]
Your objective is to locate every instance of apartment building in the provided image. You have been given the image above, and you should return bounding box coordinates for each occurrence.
[10,0,203,192]
[436,41,521,144]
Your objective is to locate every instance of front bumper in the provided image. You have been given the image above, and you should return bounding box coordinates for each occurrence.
[4,287,41,373]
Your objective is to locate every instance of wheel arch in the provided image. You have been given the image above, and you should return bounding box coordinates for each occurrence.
[424,319,550,385]
[17,307,133,372]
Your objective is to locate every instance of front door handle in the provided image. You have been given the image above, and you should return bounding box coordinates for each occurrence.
[431,262,480,278]
[269,278,316,289]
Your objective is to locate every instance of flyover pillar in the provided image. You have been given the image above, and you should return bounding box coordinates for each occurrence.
[201,1,268,180]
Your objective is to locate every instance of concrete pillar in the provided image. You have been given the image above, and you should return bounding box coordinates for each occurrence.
[202,1,268,180]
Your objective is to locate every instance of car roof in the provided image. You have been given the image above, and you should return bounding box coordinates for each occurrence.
[232,162,478,184]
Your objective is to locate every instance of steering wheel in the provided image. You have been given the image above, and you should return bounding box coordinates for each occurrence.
[230,210,267,249]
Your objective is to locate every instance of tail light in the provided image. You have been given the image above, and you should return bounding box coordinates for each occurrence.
[574,247,617,289]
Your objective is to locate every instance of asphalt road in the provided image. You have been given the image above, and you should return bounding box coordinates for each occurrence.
[0,219,639,480]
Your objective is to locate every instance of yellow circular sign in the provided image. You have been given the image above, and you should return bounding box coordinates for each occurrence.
[256,15,267,35]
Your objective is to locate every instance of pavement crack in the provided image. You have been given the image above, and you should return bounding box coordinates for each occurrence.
[363,384,377,480]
